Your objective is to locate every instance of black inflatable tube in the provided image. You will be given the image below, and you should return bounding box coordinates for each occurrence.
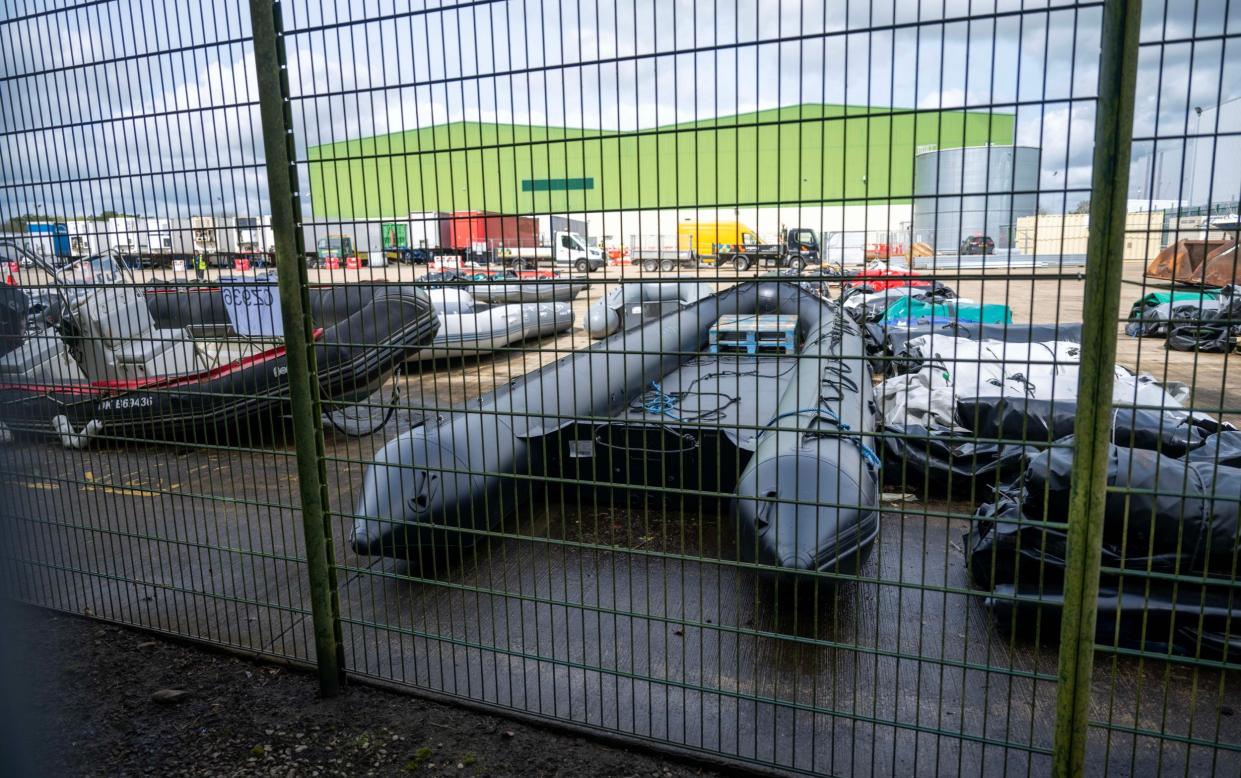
[352,281,880,583]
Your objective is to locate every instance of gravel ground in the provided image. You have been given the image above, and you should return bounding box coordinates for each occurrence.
[3,604,723,777]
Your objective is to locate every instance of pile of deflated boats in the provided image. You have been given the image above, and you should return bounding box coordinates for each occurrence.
[845,278,1241,658]
[1125,286,1241,353]
[422,268,589,304]
[352,280,883,581]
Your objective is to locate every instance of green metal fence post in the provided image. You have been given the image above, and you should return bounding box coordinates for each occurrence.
[1051,0,1142,774]
[248,0,343,697]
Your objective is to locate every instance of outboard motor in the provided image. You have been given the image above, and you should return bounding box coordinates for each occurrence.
[0,284,29,357]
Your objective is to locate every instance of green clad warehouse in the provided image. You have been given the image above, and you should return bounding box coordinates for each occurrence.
[306,104,1014,219]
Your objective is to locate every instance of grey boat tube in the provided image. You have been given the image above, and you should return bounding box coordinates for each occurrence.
[468,279,588,304]
[352,281,880,580]
[734,309,880,578]
[585,281,716,338]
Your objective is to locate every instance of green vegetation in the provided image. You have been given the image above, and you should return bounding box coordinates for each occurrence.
[403,746,434,771]
[306,104,1015,218]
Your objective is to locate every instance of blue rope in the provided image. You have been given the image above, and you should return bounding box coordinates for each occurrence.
[765,407,884,470]
[641,381,681,419]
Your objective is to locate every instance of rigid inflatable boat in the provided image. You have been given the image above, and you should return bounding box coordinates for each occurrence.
[584,281,716,338]
[414,289,574,360]
[352,280,881,581]
[0,257,437,445]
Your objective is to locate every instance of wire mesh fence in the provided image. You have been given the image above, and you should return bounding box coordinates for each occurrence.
[1,0,1239,775]
[0,0,326,665]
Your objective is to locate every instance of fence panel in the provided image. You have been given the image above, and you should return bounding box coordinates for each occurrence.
[1085,2,1241,773]
[0,1,318,664]
[281,1,1113,774]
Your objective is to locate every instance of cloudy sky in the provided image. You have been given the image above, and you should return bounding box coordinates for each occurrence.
[1,0,1238,221]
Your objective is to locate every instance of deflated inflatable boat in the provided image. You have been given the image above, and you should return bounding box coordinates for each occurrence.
[353,280,881,582]
[421,269,588,303]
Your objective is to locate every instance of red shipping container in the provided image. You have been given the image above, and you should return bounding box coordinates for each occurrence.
[444,211,540,251]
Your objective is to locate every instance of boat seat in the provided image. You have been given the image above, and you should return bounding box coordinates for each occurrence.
[115,337,169,364]
[87,288,202,373]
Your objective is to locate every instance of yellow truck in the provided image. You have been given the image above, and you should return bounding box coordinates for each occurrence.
[676,222,760,263]
[677,221,821,271]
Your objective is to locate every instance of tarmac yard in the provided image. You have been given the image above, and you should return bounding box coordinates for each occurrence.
[3,260,1239,774]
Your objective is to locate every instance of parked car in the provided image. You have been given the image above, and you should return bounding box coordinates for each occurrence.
[960,235,995,255]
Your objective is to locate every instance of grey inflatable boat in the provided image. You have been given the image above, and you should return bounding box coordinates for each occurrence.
[585,281,716,338]
[414,289,574,360]
[353,281,880,582]
[469,275,588,304]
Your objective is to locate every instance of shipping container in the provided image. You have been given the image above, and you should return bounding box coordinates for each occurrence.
[676,222,759,257]
[235,216,273,253]
[546,214,589,244]
[189,215,240,255]
[379,221,407,248]
[443,211,540,251]
[105,217,142,253]
[169,218,197,255]
[65,220,104,257]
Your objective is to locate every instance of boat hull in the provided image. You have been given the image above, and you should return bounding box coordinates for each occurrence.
[412,302,574,360]
[468,281,587,304]
[0,285,437,442]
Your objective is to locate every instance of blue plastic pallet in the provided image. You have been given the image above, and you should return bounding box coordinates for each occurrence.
[708,314,799,354]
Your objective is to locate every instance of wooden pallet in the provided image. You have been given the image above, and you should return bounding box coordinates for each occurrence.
[708,314,799,354]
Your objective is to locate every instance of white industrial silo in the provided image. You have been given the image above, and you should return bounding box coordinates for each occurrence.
[911,145,1041,252]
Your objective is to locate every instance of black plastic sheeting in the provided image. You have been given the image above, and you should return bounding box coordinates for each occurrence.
[966,442,1241,659]
[1126,287,1241,352]
[881,396,1220,499]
